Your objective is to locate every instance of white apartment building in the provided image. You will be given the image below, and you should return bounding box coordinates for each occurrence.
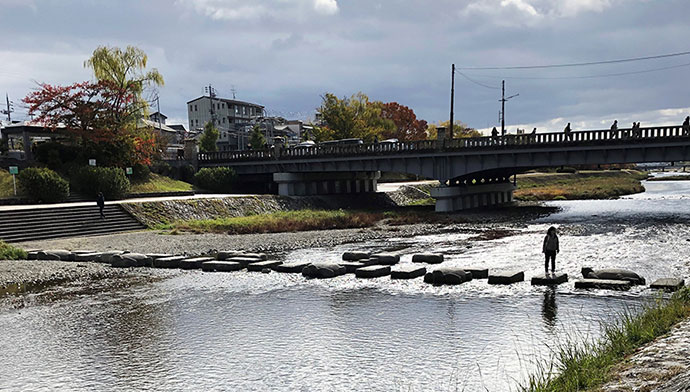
[187,95,265,150]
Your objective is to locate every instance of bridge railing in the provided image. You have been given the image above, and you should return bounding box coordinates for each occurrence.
[197,125,686,163]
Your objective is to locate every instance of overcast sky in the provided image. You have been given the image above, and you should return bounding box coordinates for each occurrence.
[1,0,689,133]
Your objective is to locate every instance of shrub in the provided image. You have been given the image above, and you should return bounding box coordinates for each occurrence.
[34,142,82,171]
[556,166,577,174]
[71,166,130,199]
[151,161,172,177]
[180,164,196,183]
[18,167,69,203]
[131,163,151,183]
[194,167,236,193]
[0,240,27,260]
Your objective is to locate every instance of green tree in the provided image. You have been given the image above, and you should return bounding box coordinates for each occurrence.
[249,125,266,150]
[199,121,219,153]
[427,120,481,139]
[317,92,394,142]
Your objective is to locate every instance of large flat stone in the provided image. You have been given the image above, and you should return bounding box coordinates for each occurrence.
[355,265,391,278]
[96,251,125,263]
[27,251,39,260]
[247,260,283,272]
[488,271,524,285]
[531,273,569,286]
[461,268,489,279]
[179,257,214,270]
[111,253,152,268]
[412,253,444,264]
[391,265,426,280]
[275,261,312,273]
[242,252,268,261]
[37,250,73,261]
[216,250,246,260]
[227,257,264,267]
[153,256,186,268]
[73,252,102,262]
[146,253,174,259]
[302,263,347,279]
[574,279,632,290]
[342,251,371,261]
[201,261,243,272]
[371,253,400,265]
[424,268,470,285]
[650,278,685,292]
[581,268,646,285]
[339,259,378,273]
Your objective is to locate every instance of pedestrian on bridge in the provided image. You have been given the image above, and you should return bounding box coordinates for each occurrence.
[542,226,560,275]
[491,127,500,144]
[632,122,641,138]
[563,123,572,141]
[683,116,690,136]
[610,120,618,139]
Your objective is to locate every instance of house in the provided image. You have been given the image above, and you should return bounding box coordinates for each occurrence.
[187,95,264,151]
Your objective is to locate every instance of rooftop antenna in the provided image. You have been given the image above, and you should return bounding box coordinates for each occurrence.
[231,85,237,100]
[204,84,218,125]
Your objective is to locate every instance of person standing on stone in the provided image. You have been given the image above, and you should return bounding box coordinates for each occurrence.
[542,226,559,275]
[97,192,105,220]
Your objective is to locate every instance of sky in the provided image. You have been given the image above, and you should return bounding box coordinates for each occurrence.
[1,0,689,134]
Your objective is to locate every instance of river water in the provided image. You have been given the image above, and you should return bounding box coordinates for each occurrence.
[2,178,690,391]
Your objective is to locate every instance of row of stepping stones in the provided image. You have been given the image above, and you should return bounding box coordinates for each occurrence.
[24,249,685,292]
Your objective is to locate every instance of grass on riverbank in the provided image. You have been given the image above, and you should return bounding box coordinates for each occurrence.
[646,174,690,181]
[522,287,690,392]
[0,169,16,199]
[130,173,194,194]
[0,241,27,260]
[515,170,647,201]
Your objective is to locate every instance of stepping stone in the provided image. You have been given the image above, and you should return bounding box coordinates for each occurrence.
[72,250,97,254]
[247,260,282,272]
[424,268,470,285]
[342,251,371,261]
[227,257,264,267]
[531,273,569,286]
[73,252,102,262]
[153,256,186,268]
[216,250,246,260]
[179,257,214,270]
[340,259,378,273]
[575,279,632,290]
[201,261,243,272]
[37,250,73,261]
[581,267,646,285]
[242,252,268,261]
[302,263,346,279]
[650,278,685,292]
[355,265,391,278]
[275,261,312,273]
[111,253,152,268]
[146,253,173,259]
[488,271,525,285]
[96,251,125,264]
[461,268,489,279]
[371,253,400,265]
[27,251,39,260]
[391,265,427,280]
[412,253,444,264]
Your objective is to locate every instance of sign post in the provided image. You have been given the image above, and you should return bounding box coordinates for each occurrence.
[8,166,18,196]
[89,159,96,166]
[125,167,133,176]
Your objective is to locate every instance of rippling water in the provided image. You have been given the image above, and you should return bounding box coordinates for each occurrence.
[1,179,689,391]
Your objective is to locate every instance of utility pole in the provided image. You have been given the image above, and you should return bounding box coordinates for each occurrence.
[205,84,217,126]
[156,95,162,132]
[2,94,14,122]
[499,80,519,136]
[449,64,455,139]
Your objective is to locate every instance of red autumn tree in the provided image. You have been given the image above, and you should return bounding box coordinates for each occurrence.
[23,80,158,166]
[379,102,428,141]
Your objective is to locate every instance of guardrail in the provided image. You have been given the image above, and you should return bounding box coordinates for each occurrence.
[198,125,687,163]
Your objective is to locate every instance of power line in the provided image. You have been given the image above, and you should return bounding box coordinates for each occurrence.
[463,61,690,81]
[457,50,690,70]
[456,71,501,90]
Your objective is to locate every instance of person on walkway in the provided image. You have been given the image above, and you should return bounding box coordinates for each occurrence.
[632,122,641,138]
[491,127,499,143]
[563,123,572,141]
[683,116,690,136]
[542,226,559,275]
[610,120,618,139]
[97,192,105,220]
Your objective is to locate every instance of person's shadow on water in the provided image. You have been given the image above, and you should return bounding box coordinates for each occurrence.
[542,287,558,330]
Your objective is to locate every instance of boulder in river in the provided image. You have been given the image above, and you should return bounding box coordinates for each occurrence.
[180,257,214,270]
[391,265,427,280]
[488,271,524,285]
[355,265,391,278]
[424,268,470,285]
[575,279,632,290]
[581,267,645,285]
[153,256,186,269]
[412,253,444,264]
[227,257,264,267]
[461,267,489,279]
[531,273,568,286]
[302,263,347,279]
[342,251,371,261]
[111,253,152,268]
[340,259,377,273]
[96,251,125,264]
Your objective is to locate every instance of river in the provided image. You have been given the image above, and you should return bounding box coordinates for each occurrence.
[1,177,689,391]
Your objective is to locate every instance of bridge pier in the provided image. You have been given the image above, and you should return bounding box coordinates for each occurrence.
[430,182,516,212]
[273,172,380,196]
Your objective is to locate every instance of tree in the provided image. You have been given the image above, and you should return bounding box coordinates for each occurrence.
[427,120,481,139]
[380,102,428,141]
[317,92,394,142]
[199,121,219,153]
[249,124,266,150]
[23,80,157,166]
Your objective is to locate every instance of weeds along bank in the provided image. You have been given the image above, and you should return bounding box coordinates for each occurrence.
[515,169,647,201]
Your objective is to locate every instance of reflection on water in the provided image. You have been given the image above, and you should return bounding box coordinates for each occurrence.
[1,179,689,391]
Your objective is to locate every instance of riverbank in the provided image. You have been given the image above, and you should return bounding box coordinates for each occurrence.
[514,170,647,201]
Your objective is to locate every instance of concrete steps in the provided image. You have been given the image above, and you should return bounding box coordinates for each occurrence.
[0,204,146,243]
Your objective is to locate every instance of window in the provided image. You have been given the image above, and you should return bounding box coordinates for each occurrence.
[222,118,226,123]
[243,106,247,115]
[222,103,225,109]
[194,105,198,111]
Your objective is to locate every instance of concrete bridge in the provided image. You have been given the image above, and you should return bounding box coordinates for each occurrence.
[198,124,690,211]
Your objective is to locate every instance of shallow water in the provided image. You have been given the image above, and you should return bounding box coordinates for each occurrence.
[1,180,689,391]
